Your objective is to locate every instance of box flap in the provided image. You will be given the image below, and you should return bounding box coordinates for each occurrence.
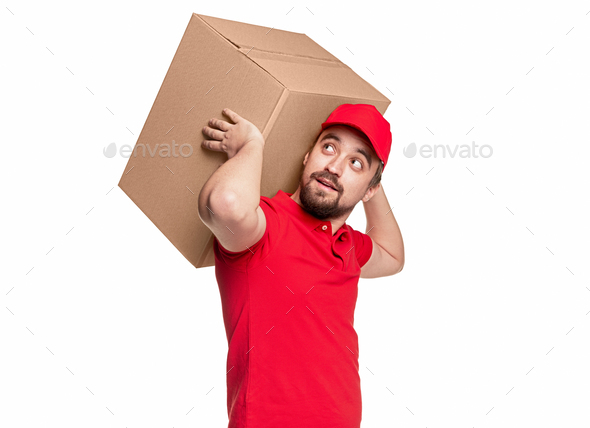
[247,49,389,100]
[196,13,339,62]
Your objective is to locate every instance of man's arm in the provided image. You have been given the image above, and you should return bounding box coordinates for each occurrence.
[360,183,405,278]
[198,108,267,253]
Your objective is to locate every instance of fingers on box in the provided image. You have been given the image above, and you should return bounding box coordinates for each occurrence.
[223,108,239,122]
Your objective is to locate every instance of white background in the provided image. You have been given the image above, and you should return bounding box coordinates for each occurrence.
[2,1,589,427]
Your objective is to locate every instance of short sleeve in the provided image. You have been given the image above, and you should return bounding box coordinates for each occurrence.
[213,195,280,271]
[350,228,373,268]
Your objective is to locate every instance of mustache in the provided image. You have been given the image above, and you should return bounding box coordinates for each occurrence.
[311,172,340,192]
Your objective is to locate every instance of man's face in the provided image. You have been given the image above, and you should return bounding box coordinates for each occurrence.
[298,125,379,221]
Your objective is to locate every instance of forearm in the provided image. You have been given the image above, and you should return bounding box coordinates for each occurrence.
[200,138,265,218]
[362,184,405,270]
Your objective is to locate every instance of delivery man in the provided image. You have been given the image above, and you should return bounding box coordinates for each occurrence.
[198,104,404,428]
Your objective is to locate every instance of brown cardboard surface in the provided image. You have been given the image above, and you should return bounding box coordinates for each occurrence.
[118,13,390,269]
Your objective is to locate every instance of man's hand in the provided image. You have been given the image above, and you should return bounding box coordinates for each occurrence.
[201,108,264,160]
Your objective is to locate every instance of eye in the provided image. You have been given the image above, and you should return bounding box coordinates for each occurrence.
[323,143,363,169]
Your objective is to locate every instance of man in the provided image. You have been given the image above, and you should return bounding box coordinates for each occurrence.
[198,104,404,428]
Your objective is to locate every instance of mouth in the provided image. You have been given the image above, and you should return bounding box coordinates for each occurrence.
[315,177,338,192]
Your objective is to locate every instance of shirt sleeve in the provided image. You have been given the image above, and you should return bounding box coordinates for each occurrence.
[213,195,280,271]
[351,228,374,268]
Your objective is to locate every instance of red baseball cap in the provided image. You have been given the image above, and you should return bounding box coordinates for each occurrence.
[320,104,392,171]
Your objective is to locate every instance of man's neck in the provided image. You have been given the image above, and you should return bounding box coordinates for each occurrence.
[289,187,346,236]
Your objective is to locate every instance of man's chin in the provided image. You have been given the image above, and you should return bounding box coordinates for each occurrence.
[314,191,336,199]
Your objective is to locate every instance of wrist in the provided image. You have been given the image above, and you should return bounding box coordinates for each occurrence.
[240,138,265,154]
[246,136,265,148]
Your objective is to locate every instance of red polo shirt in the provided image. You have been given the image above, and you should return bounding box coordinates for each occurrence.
[213,189,373,428]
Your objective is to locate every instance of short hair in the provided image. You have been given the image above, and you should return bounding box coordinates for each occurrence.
[367,159,383,191]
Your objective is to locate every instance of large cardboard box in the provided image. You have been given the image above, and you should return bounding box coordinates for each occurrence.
[118,13,390,269]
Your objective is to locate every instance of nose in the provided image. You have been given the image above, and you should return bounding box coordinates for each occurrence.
[325,157,344,178]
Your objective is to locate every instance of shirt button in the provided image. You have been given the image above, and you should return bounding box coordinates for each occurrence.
[322,225,327,231]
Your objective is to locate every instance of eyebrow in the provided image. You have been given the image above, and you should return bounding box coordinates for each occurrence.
[319,133,373,168]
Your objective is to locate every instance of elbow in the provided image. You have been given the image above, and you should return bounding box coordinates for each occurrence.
[395,247,405,274]
[392,256,404,275]
[396,261,404,274]
[201,190,245,224]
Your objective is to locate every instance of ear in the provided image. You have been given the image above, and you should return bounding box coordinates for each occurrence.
[362,183,381,203]
[303,151,309,166]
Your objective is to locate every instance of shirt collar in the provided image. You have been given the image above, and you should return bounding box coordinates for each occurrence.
[273,189,351,242]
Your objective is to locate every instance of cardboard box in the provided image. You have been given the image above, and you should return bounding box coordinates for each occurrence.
[118,13,391,269]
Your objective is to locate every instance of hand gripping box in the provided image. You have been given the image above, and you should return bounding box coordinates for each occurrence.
[118,13,390,269]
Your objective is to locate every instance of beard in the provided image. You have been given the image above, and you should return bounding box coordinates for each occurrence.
[299,172,356,220]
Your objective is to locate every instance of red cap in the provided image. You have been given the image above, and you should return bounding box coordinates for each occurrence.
[320,104,392,171]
